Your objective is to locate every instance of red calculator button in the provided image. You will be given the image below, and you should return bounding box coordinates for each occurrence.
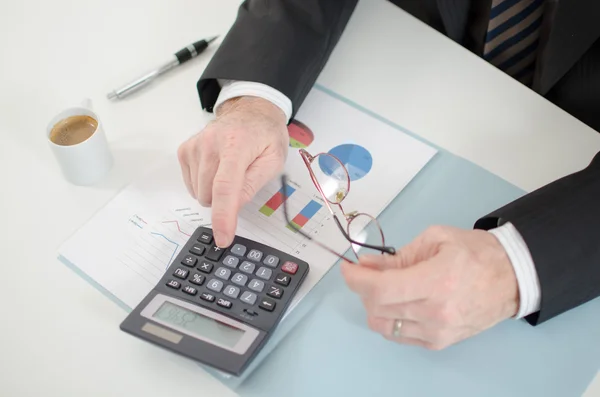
[281,261,298,275]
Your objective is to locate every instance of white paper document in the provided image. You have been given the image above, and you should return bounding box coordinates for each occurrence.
[58,88,437,313]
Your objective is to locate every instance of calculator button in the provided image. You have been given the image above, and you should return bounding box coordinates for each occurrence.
[183,285,198,296]
[274,273,291,286]
[263,255,279,268]
[215,267,231,280]
[190,273,205,286]
[198,261,214,273]
[230,244,247,257]
[181,255,197,268]
[222,255,239,269]
[256,267,272,280]
[217,298,233,309]
[248,279,265,292]
[259,298,276,312]
[239,261,256,274]
[173,268,189,279]
[240,291,257,305]
[231,273,248,286]
[200,292,215,302]
[282,261,299,275]
[197,232,213,244]
[207,279,223,293]
[267,286,283,299]
[247,249,263,261]
[223,285,240,299]
[166,280,181,289]
[189,244,206,256]
[206,246,225,261]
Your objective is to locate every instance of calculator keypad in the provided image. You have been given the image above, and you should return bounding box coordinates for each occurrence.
[223,285,240,299]
[230,244,247,257]
[162,228,307,324]
[190,273,205,286]
[198,261,213,273]
[222,255,239,269]
[231,273,248,286]
[263,255,279,268]
[255,267,272,280]
[215,267,231,280]
[205,246,225,262]
[206,279,223,293]
[247,249,263,261]
[240,291,257,305]
[181,255,197,268]
[173,268,188,279]
[239,261,255,274]
[248,279,264,292]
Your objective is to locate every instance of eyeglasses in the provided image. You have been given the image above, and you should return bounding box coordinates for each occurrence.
[281,148,395,263]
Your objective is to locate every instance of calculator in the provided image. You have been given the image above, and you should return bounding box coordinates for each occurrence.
[119,226,309,376]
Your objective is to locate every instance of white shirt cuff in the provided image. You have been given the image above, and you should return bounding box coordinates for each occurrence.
[488,222,541,319]
[214,79,293,122]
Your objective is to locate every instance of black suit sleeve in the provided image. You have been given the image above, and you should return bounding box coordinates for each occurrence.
[475,152,600,325]
[197,0,358,117]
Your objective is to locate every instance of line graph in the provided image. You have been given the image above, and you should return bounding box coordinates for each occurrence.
[161,220,191,237]
[150,232,180,268]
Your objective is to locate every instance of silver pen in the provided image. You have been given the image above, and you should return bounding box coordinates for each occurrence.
[107,36,218,100]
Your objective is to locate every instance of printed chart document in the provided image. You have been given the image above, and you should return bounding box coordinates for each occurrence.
[58,88,437,314]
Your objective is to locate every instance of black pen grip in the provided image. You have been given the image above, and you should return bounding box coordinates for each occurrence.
[175,40,209,64]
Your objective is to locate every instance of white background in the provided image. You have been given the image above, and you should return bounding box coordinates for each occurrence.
[0,0,598,396]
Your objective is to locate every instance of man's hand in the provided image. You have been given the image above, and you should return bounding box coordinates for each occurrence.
[340,225,519,350]
[178,96,289,247]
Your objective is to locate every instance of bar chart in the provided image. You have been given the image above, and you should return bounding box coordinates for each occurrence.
[259,183,296,216]
[286,200,323,232]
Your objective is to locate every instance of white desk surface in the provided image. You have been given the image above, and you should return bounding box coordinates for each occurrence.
[0,0,598,396]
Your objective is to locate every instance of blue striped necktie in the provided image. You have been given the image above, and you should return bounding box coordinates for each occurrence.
[483,0,546,86]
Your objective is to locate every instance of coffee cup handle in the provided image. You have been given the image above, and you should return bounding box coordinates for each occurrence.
[80,98,93,110]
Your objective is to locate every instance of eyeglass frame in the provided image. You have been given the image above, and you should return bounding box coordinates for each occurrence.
[280,148,396,261]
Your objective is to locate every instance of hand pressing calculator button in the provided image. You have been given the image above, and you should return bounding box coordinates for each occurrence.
[120,226,309,377]
[205,246,225,261]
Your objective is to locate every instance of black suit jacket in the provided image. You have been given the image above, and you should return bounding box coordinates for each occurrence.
[197,0,600,325]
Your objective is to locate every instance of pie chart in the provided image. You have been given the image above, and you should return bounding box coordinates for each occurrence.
[288,119,314,148]
[320,144,373,181]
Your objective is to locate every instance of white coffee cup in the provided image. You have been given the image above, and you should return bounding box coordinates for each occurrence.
[46,99,113,185]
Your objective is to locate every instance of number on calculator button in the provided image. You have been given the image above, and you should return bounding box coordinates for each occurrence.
[207,279,223,293]
[256,267,272,280]
[248,279,264,292]
[222,255,239,269]
[240,291,257,305]
[231,273,248,286]
[239,261,255,274]
[247,249,263,261]
[263,255,279,268]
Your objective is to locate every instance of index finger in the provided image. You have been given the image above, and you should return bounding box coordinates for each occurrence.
[211,149,252,247]
[340,261,433,306]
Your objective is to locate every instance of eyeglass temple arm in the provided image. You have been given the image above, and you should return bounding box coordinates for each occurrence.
[331,216,396,255]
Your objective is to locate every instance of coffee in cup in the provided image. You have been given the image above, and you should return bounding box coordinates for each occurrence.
[46,99,113,185]
[49,115,98,146]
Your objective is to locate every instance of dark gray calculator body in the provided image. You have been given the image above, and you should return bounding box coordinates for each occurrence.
[120,226,309,376]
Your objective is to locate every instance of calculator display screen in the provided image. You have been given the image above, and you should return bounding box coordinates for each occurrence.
[152,301,245,348]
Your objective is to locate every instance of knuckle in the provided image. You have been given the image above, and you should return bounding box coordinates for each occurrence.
[424,225,449,240]
[434,303,457,326]
[213,175,237,196]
